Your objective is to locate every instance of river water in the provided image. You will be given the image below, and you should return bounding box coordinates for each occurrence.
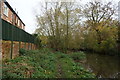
[85,53,120,78]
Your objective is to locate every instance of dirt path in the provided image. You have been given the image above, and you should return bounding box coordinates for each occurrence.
[56,59,65,78]
[57,64,62,78]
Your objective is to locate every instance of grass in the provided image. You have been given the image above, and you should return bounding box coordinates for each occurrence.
[2,48,95,78]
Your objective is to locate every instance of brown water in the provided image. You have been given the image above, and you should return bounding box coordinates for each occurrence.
[85,53,120,78]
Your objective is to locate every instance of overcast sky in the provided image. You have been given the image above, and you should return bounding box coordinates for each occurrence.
[7,0,119,34]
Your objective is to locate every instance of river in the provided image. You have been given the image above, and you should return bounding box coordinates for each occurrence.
[84,53,119,78]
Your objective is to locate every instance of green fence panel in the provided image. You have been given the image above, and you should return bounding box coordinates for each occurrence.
[2,19,35,43]
[2,20,12,41]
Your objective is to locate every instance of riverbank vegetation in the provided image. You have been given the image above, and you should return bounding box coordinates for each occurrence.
[3,48,95,78]
[35,1,119,56]
[2,1,119,79]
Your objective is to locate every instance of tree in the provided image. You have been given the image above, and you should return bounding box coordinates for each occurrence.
[35,1,118,55]
[81,1,118,54]
[83,1,116,44]
[35,2,82,52]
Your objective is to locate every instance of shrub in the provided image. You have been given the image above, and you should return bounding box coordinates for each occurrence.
[69,52,86,60]
[19,48,27,56]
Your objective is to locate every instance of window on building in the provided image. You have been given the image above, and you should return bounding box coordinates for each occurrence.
[20,22,22,27]
[3,3,8,16]
[22,24,23,29]
[18,20,20,26]
[15,17,17,25]
[11,14,13,22]
[16,17,17,23]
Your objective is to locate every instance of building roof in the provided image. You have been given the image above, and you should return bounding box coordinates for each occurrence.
[4,0,25,26]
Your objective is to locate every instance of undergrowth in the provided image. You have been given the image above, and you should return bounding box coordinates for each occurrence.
[3,48,95,78]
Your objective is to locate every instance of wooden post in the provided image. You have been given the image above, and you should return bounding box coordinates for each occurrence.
[28,43,29,50]
[24,42,26,50]
[10,22,13,59]
[31,43,32,50]
[10,41,13,59]
[19,41,21,50]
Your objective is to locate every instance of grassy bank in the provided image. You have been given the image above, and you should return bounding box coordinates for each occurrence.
[3,48,95,78]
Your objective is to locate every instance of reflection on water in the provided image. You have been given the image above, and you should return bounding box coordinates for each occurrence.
[85,53,120,78]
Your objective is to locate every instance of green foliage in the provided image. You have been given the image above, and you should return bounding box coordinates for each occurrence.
[35,1,118,55]
[57,55,95,78]
[82,25,118,55]
[3,56,33,78]
[19,48,27,56]
[34,35,42,49]
[3,48,95,78]
[69,52,86,60]
[3,48,57,78]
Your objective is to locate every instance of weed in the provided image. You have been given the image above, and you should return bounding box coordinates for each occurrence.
[3,48,95,78]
